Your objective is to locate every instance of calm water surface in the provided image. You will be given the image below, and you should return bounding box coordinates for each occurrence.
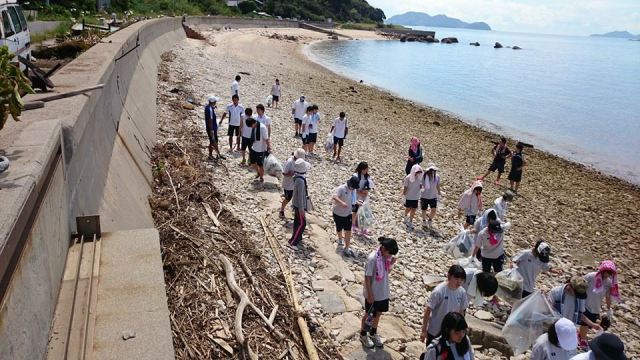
[307,27,640,184]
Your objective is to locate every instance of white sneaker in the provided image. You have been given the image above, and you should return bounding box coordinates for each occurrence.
[428,219,433,228]
[361,334,374,349]
[372,333,384,348]
[337,238,344,246]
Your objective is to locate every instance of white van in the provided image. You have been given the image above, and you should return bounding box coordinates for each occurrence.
[0,0,31,68]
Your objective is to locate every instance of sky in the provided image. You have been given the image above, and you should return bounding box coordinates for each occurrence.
[366,0,640,36]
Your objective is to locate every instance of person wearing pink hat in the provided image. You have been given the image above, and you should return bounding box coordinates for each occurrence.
[579,260,621,348]
[531,318,578,360]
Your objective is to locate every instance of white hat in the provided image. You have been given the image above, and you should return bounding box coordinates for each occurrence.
[294,148,306,159]
[207,95,219,103]
[293,158,310,174]
[555,318,578,351]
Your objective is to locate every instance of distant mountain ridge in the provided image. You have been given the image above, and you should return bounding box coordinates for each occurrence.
[590,31,639,39]
[386,12,491,30]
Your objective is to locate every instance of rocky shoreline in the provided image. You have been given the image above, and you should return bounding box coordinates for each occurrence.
[156,26,640,359]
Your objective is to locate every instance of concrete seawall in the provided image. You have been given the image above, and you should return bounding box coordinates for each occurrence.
[0,15,338,359]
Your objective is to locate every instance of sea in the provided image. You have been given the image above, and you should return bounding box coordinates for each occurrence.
[307,27,640,185]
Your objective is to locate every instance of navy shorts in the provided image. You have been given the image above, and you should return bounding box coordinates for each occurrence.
[333,137,344,146]
[489,160,506,173]
[580,310,599,325]
[283,189,293,201]
[241,136,253,151]
[249,149,266,166]
[333,213,352,232]
[307,132,318,143]
[421,198,437,210]
[364,299,389,314]
[405,199,419,209]
[227,125,240,137]
[294,118,303,124]
[481,254,505,273]
[465,215,477,226]
[272,95,279,102]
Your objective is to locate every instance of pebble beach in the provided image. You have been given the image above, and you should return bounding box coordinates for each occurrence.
[155,26,640,359]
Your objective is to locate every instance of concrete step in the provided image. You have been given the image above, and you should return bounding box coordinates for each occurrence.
[46,229,174,360]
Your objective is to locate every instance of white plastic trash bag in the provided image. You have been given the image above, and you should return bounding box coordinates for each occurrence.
[443,226,474,259]
[264,154,283,178]
[324,133,334,153]
[457,256,481,270]
[356,203,375,229]
[496,268,524,304]
[502,290,561,355]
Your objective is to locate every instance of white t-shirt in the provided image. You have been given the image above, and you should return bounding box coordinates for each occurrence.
[513,249,551,293]
[292,100,307,119]
[548,285,586,324]
[584,272,610,314]
[463,268,485,306]
[403,176,422,201]
[226,103,245,127]
[363,251,391,302]
[271,84,281,97]
[353,173,374,202]
[240,114,253,138]
[281,157,295,191]
[231,80,239,97]
[256,114,271,127]
[421,174,440,200]
[332,117,348,138]
[251,123,269,152]
[531,333,577,360]
[427,282,468,336]
[494,197,509,220]
[332,184,353,217]
[308,112,320,134]
[569,351,594,360]
[301,114,311,136]
[474,222,511,259]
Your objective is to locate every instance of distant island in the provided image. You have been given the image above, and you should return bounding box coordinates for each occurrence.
[590,31,639,39]
[386,12,491,30]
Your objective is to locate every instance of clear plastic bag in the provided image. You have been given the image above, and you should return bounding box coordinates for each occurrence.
[443,226,474,259]
[324,133,334,153]
[502,290,561,355]
[457,256,481,270]
[496,269,524,304]
[264,154,283,178]
[356,203,375,229]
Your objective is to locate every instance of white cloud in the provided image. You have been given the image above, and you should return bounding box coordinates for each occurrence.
[367,0,640,35]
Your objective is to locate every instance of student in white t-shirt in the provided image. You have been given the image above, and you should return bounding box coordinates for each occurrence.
[420,163,441,229]
[219,94,244,152]
[531,318,578,360]
[305,105,321,156]
[255,104,272,137]
[300,106,313,153]
[239,108,254,166]
[403,164,423,229]
[231,75,241,98]
[330,112,348,162]
[291,95,307,137]
[332,176,360,257]
[271,79,281,109]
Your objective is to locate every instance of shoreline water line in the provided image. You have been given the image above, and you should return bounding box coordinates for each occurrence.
[303,38,640,187]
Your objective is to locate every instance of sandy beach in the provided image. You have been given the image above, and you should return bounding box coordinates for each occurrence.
[153,26,640,359]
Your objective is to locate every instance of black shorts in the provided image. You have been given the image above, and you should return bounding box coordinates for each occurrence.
[249,149,266,166]
[481,254,505,273]
[508,170,522,182]
[207,129,218,144]
[302,135,310,145]
[272,95,279,102]
[294,118,303,124]
[364,299,389,314]
[283,189,293,201]
[521,290,532,298]
[241,136,253,151]
[333,213,353,232]
[580,310,599,325]
[488,160,506,173]
[333,137,344,146]
[405,199,419,209]
[421,198,437,210]
[352,204,360,213]
[307,132,318,143]
[227,125,240,137]
[465,215,477,226]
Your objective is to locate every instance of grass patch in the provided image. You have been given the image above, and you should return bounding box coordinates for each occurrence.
[30,21,73,44]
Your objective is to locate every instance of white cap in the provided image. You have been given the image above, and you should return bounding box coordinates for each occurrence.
[293,158,310,174]
[294,148,306,159]
[555,318,578,350]
[207,95,219,103]
[537,242,550,253]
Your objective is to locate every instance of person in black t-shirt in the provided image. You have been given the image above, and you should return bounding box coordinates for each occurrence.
[478,137,511,186]
[508,142,527,192]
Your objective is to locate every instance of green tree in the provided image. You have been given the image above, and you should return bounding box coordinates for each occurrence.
[237,0,257,14]
[0,46,34,130]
